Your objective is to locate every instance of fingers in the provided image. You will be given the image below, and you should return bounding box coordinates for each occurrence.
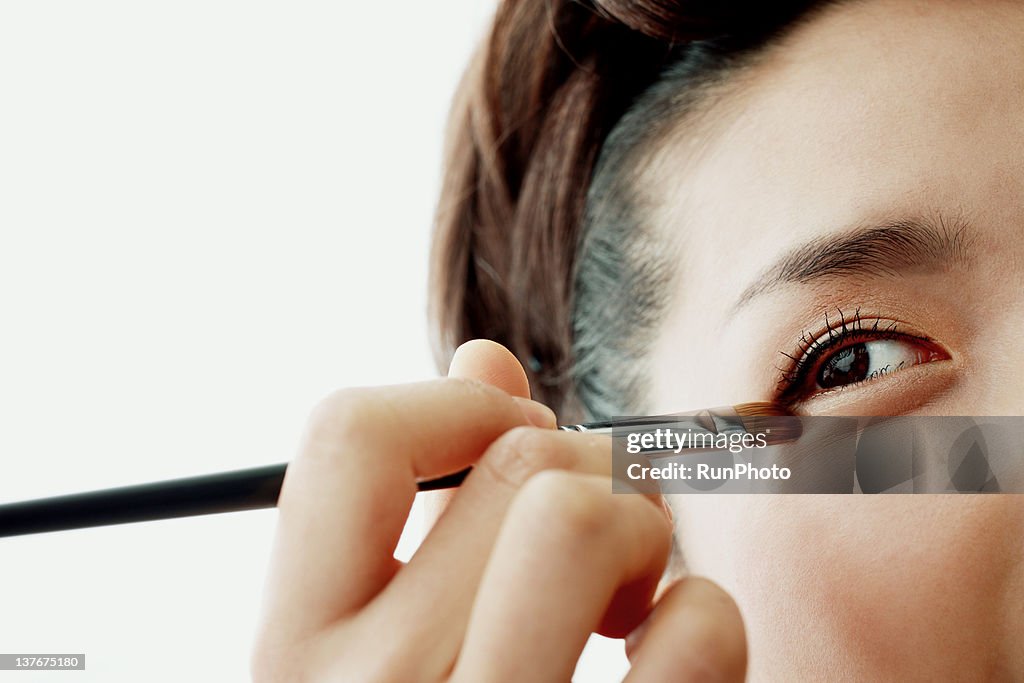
[448,339,533,398]
[449,471,673,683]
[364,428,615,677]
[424,339,537,527]
[624,577,747,683]
[256,377,553,655]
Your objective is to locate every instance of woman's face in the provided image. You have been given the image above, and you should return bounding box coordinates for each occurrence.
[645,0,1024,678]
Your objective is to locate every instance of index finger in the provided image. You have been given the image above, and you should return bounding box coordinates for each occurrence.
[256,378,555,650]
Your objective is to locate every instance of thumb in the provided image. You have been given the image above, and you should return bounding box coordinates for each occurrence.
[424,339,553,524]
[447,339,533,399]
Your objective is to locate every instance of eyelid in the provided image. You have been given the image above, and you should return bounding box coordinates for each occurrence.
[799,309,912,353]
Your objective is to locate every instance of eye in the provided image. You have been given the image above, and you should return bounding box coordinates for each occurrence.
[815,338,943,389]
[778,314,950,401]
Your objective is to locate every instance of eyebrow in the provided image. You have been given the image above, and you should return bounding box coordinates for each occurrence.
[731,214,974,312]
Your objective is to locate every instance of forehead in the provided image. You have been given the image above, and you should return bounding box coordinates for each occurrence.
[642,0,1024,311]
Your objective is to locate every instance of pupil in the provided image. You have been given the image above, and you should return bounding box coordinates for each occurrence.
[817,343,870,389]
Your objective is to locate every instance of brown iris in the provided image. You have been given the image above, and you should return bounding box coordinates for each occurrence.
[817,343,870,389]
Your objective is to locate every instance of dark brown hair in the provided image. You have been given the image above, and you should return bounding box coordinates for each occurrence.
[429,0,824,420]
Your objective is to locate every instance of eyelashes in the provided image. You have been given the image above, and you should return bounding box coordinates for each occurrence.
[776,307,948,402]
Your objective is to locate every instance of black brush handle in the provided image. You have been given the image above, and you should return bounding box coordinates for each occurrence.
[0,407,793,537]
[0,463,469,537]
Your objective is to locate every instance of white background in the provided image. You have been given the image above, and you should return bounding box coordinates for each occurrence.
[0,2,627,681]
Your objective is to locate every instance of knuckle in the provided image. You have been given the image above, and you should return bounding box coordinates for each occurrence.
[480,426,574,488]
[516,470,615,539]
[302,387,376,453]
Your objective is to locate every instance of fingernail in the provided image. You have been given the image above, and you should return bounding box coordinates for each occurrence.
[513,397,557,429]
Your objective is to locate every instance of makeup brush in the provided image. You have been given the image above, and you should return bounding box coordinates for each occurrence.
[0,402,798,537]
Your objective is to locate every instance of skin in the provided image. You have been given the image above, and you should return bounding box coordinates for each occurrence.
[254,1,1022,680]
[643,0,1024,679]
[253,341,747,682]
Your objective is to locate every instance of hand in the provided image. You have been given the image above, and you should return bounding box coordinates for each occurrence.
[252,340,746,682]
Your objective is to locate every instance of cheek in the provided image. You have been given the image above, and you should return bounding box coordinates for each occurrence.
[672,496,1024,677]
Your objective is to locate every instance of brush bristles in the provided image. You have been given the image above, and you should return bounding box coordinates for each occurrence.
[733,401,802,444]
[733,401,793,417]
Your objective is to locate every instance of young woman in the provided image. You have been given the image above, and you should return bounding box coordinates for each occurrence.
[253,1,1024,679]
